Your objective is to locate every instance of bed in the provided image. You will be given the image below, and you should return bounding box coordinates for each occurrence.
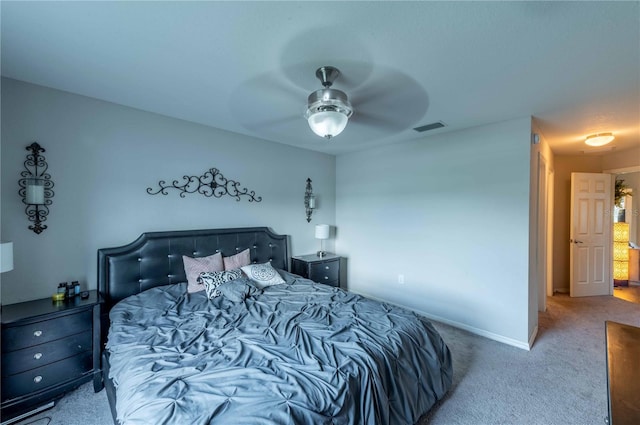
[98,227,452,424]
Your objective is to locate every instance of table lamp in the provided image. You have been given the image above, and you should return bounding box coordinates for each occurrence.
[315,224,330,258]
[1,242,14,273]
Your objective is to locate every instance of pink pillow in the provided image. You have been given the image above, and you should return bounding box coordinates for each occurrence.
[223,248,251,270]
[183,253,224,293]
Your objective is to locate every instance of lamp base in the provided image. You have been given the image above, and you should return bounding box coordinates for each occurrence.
[317,251,326,258]
[614,279,629,287]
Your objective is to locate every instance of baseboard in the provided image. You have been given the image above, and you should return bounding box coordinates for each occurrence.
[348,289,531,351]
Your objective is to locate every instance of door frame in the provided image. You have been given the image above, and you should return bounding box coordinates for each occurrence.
[536,152,553,311]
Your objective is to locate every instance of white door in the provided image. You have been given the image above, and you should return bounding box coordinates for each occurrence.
[570,172,612,297]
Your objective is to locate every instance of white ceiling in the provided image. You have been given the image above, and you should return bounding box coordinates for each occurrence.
[1,1,639,156]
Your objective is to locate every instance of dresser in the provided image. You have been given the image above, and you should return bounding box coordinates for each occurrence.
[291,254,341,288]
[605,321,640,425]
[1,291,103,422]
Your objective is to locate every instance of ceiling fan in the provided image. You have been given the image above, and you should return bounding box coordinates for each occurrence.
[231,63,429,145]
[304,66,354,139]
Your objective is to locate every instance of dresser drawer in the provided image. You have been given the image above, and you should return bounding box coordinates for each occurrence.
[310,261,339,283]
[1,352,92,400]
[2,330,92,377]
[2,310,92,352]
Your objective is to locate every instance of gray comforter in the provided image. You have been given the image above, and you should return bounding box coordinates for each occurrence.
[107,276,452,424]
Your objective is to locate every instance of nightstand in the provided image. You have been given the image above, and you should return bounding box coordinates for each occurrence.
[291,254,341,288]
[1,290,103,422]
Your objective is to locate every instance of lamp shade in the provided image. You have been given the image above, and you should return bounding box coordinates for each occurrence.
[307,111,349,139]
[613,222,629,281]
[613,222,630,242]
[613,242,630,261]
[614,260,629,281]
[0,242,14,273]
[315,224,330,240]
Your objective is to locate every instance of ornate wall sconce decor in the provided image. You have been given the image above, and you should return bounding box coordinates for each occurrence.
[18,142,54,234]
[147,167,262,202]
[304,178,315,222]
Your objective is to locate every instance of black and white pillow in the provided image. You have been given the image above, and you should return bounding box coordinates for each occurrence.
[198,269,244,299]
[240,262,286,289]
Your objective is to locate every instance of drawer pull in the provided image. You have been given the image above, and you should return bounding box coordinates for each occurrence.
[33,375,43,384]
[33,330,43,337]
[325,266,330,270]
[324,276,329,280]
[33,352,43,360]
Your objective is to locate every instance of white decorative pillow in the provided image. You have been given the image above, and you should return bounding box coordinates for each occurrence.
[198,269,244,299]
[183,253,224,293]
[240,262,286,289]
[223,248,251,270]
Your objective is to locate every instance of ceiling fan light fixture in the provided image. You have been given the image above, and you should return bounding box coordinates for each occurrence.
[307,110,349,139]
[304,67,354,139]
[585,132,615,147]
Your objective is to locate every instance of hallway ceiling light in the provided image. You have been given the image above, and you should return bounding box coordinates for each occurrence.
[585,132,615,147]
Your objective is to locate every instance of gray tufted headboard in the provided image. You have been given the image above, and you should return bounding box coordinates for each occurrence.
[97,227,289,343]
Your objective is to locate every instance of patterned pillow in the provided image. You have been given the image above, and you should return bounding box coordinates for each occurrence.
[223,248,251,270]
[240,262,286,289]
[183,253,224,293]
[198,269,244,299]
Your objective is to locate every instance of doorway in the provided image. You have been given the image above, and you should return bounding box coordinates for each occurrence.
[569,172,612,297]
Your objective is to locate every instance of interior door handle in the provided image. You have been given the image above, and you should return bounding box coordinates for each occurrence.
[570,239,584,244]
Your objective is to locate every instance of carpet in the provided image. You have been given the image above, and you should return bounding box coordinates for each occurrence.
[421,288,640,424]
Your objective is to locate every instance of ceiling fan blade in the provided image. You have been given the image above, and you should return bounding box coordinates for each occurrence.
[247,115,299,132]
[350,112,406,133]
[230,69,307,133]
[348,68,430,135]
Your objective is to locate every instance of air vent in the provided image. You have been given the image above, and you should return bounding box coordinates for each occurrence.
[413,121,446,133]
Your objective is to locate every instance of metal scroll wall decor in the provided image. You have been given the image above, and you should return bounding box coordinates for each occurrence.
[18,142,54,234]
[304,178,315,222]
[147,167,262,202]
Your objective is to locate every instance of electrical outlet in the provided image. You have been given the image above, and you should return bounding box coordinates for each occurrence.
[398,274,405,284]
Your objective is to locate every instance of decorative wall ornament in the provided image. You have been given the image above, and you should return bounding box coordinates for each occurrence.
[147,167,262,202]
[304,178,315,222]
[18,142,54,234]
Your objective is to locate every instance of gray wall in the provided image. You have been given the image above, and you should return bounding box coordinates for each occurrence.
[335,117,534,347]
[1,78,336,304]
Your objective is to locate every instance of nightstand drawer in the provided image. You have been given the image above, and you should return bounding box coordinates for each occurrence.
[2,330,92,377]
[291,254,343,288]
[1,352,93,400]
[310,261,339,282]
[2,310,92,352]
